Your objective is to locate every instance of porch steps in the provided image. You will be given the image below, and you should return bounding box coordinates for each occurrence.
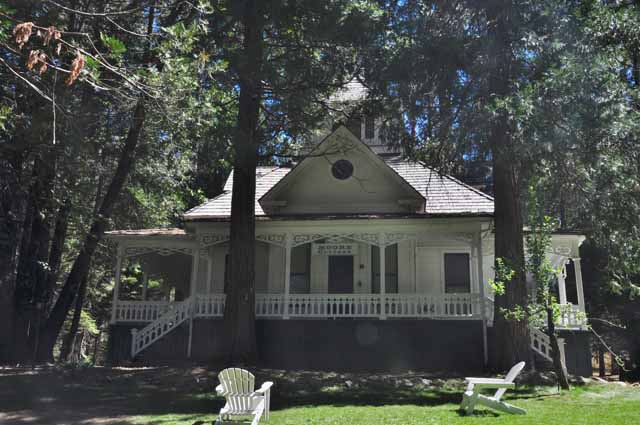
[486,298,558,364]
[529,326,555,363]
[130,298,191,358]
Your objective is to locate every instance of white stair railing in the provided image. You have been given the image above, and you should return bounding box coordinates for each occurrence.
[529,326,554,362]
[484,298,559,363]
[130,298,191,358]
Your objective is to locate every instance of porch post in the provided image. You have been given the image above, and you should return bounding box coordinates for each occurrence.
[187,245,200,358]
[557,263,568,305]
[573,258,585,312]
[475,231,488,367]
[207,251,213,294]
[141,272,148,301]
[379,232,386,320]
[110,245,124,324]
[283,233,292,319]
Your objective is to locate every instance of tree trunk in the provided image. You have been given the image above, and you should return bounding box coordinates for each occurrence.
[46,199,71,308]
[547,307,570,389]
[222,0,263,365]
[59,275,88,362]
[0,151,24,363]
[13,153,56,362]
[37,99,146,361]
[486,0,531,371]
[598,346,606,377]
[491,149,531,369]
[92,330,101,365]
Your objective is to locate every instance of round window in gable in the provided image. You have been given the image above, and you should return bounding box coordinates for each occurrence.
[331,159,354,180]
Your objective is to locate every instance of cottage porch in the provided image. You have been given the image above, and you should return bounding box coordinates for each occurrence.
[108,224,586,324]
[106,221,587,366]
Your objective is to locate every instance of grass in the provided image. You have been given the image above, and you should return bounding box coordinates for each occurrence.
[1,366,639,425]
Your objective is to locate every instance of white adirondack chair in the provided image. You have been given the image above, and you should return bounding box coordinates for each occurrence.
[460,361,526,415]
[215,368,274,425]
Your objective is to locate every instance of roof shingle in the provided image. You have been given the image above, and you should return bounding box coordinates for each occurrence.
[183,159,493,220]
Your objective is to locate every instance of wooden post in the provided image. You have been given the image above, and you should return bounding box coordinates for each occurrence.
[475,231,488,367]
[573,258,585,312]
[379,232,386,320]
[110,245,124,324]
[207,250,213,294]
[283,233,292,319]
[187,246,200,358]
[598,346,606,377]
[557,264,568,305]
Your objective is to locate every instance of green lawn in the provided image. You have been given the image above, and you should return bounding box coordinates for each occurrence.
[129,384,640,425]
[1,366,639,425]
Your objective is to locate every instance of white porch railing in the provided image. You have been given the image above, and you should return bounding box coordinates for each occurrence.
[558,304,587,328]
[194,294,226,317]
[115,293,483,322]
[255,294,286,317]
[483,298,586,330]
[114,300,170,322]
[115,294,587,327]
[229,293,481,319]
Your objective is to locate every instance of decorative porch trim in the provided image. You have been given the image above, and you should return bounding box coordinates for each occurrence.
[292,232,380,247]
[256,233,287,247]
[382,232,417,246]
[199,232,288,247]
[199,233,229,247]
[199,231,418,249]
[123,246,193,257]
[553,245,573,256]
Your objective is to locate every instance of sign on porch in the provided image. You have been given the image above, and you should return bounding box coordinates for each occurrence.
[312,242,357,256]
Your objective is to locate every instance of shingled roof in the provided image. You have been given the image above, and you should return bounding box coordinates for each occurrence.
[183,158,494,221]
[384,158,494,215]
[184,167,292,220]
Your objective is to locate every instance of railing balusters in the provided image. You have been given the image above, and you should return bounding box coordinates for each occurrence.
[117,292,494,323]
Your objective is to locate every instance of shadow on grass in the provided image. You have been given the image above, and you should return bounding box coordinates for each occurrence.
[0,367,547,424]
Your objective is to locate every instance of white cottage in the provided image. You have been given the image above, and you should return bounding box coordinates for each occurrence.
[106,125,591,375]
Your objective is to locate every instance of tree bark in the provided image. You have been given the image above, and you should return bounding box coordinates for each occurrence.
[37,99,146,361]
[222,0,263,365]
[13,153,56,362]
[547,307,570,389]
[0,150,25,363]
[59,275,88,362]
[45,199,71,308]
[486,0,531,370]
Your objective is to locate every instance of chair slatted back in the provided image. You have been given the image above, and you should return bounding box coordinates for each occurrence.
[218,368,256,413]
[494,361,525,401]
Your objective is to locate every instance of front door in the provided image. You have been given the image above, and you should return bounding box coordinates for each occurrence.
[328,255,354,293]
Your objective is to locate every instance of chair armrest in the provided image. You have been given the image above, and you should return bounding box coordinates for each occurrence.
[465,378,508,384]
[473,382,516,390]
[254,381,274,395]
[215,384,225,395]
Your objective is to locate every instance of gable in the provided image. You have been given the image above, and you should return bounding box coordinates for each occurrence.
[259,126,425,215]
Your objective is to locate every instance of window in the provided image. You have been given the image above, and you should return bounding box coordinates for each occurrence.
[371,244,398,293]
[331,159,354,180]
[290,244,311,293]
[346,115,362,138]
[444,253,471,293]
[364,114,375,139]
